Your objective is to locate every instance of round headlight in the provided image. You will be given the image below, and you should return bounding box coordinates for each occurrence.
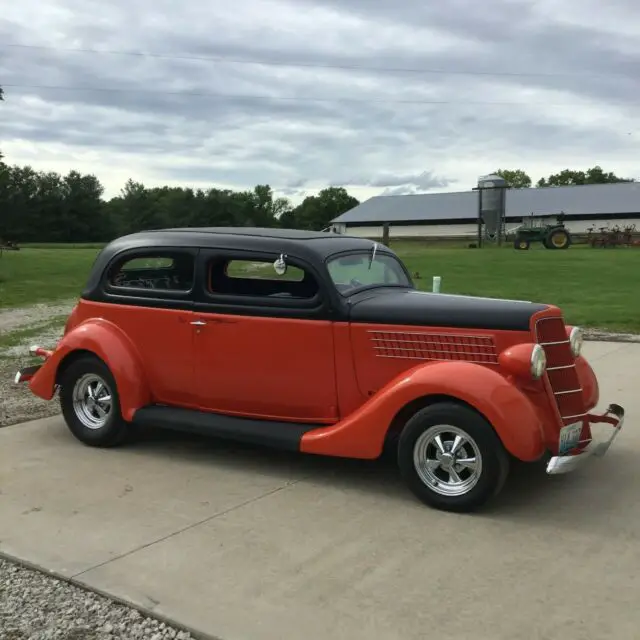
[530,344,547,379]
[569,326,583,357]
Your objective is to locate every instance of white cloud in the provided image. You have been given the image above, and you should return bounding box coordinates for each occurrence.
[1,0,639,202]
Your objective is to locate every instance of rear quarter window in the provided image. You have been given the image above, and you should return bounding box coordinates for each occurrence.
[108,253,194,292]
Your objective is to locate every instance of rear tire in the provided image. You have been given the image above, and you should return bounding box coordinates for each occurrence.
[546,228,572,250]
[59,355,129,447]
[397,402,509,513]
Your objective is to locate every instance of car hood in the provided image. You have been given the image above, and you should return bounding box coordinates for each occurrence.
[347,287,549,332]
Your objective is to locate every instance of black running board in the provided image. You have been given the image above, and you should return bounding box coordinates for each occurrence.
[132,405,323,451]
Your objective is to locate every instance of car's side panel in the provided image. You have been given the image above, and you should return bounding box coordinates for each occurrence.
[28,317,152,421]
[190,248,340,422]
[67,244,199,407]
[70,301,197,407]
[348,322,534,400]
[192,313,339,422]
[300,360,548,462]
[331,322,368,419]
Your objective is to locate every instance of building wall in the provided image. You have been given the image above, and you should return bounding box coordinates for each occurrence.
[334,218,639,239]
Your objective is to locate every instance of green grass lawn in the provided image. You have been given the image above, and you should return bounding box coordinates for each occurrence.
[1,243,639,332]
[0,247,101,308]
[395,242,640,332]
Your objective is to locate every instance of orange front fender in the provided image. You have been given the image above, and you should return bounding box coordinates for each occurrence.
[301,361,546,461]
[28,318,151,421]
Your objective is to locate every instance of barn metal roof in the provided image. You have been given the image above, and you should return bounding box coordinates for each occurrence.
[333,182,640,224]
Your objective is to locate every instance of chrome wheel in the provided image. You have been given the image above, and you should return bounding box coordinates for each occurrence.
[72,373,113,430]
[413,425,483,497]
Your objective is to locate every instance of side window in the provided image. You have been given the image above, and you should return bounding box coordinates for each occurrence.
[208,258,319,299]
[108,253,194,292]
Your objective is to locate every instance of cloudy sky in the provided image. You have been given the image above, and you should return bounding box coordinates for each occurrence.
[1,0,639,202]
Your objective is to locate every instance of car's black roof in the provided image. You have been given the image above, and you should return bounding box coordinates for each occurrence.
[162,227,338,239]
[101,226,394,262]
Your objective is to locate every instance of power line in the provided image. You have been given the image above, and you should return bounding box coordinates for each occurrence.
[1,42,619,80]
[1,83,625,108]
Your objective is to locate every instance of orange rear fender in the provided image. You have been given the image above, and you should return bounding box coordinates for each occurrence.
[300,361,546,461]
[28,318,151,421]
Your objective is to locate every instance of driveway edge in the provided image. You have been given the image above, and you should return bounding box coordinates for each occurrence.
[584,331,640,343]
[0,549,222,640]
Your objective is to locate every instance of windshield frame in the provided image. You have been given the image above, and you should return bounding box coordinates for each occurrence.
[324,248,414,297]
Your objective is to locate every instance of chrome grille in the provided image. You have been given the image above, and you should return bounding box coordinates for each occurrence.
[535,317,586,423]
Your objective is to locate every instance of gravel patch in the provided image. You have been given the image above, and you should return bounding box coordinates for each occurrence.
[1,324,67,358]
[0,314,66,428]
[0,355,62,427]
[0,557,195,640]
[0,301,76,334]
[0,301,74,427]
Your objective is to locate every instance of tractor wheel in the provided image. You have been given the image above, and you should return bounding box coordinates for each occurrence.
[514,236,530,250]
[546,228,572,250]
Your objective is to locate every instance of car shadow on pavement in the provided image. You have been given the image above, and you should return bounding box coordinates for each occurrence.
[121,425,634,529]
[479,449,637,532]
[126,424,414,502]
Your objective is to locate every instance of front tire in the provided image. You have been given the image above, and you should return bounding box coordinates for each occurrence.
[59,355,129,447]
[397,402,509,513]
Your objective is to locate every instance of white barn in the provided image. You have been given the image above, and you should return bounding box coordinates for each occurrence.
[330,182,640,239]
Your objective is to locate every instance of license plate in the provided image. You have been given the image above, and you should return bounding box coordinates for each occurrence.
[558,422,583,454]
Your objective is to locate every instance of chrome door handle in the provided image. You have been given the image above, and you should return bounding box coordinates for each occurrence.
[190,320,207,326]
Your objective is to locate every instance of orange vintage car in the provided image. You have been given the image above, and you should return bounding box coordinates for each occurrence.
[15,228,625,512]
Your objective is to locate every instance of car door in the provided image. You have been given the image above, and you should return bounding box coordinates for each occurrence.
[192,248,338,423]
[99,247,197,407]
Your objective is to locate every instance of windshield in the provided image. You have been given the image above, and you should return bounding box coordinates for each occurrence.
[327,249,412,296]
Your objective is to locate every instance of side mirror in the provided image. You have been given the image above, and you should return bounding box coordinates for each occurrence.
[274,254,288,276]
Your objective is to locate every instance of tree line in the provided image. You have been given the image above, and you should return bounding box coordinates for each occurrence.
[0,164,360,243]
[2,160,633,244]
[494,166,635,188]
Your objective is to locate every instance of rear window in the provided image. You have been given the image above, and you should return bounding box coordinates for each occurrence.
[108,253,194,291]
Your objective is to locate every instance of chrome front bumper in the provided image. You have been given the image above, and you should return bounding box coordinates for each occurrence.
[13,345,51,384]
[14,364,42,384]
[546,403,625,475]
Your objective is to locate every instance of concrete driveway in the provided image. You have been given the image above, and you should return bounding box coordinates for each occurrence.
[1,341,638,640]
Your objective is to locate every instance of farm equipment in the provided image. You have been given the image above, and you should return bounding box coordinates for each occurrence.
[586,224,639,248]
[511,213,572,250]
[0,239,20,257]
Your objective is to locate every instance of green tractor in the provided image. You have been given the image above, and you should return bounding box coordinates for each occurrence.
[511,212,572,250]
